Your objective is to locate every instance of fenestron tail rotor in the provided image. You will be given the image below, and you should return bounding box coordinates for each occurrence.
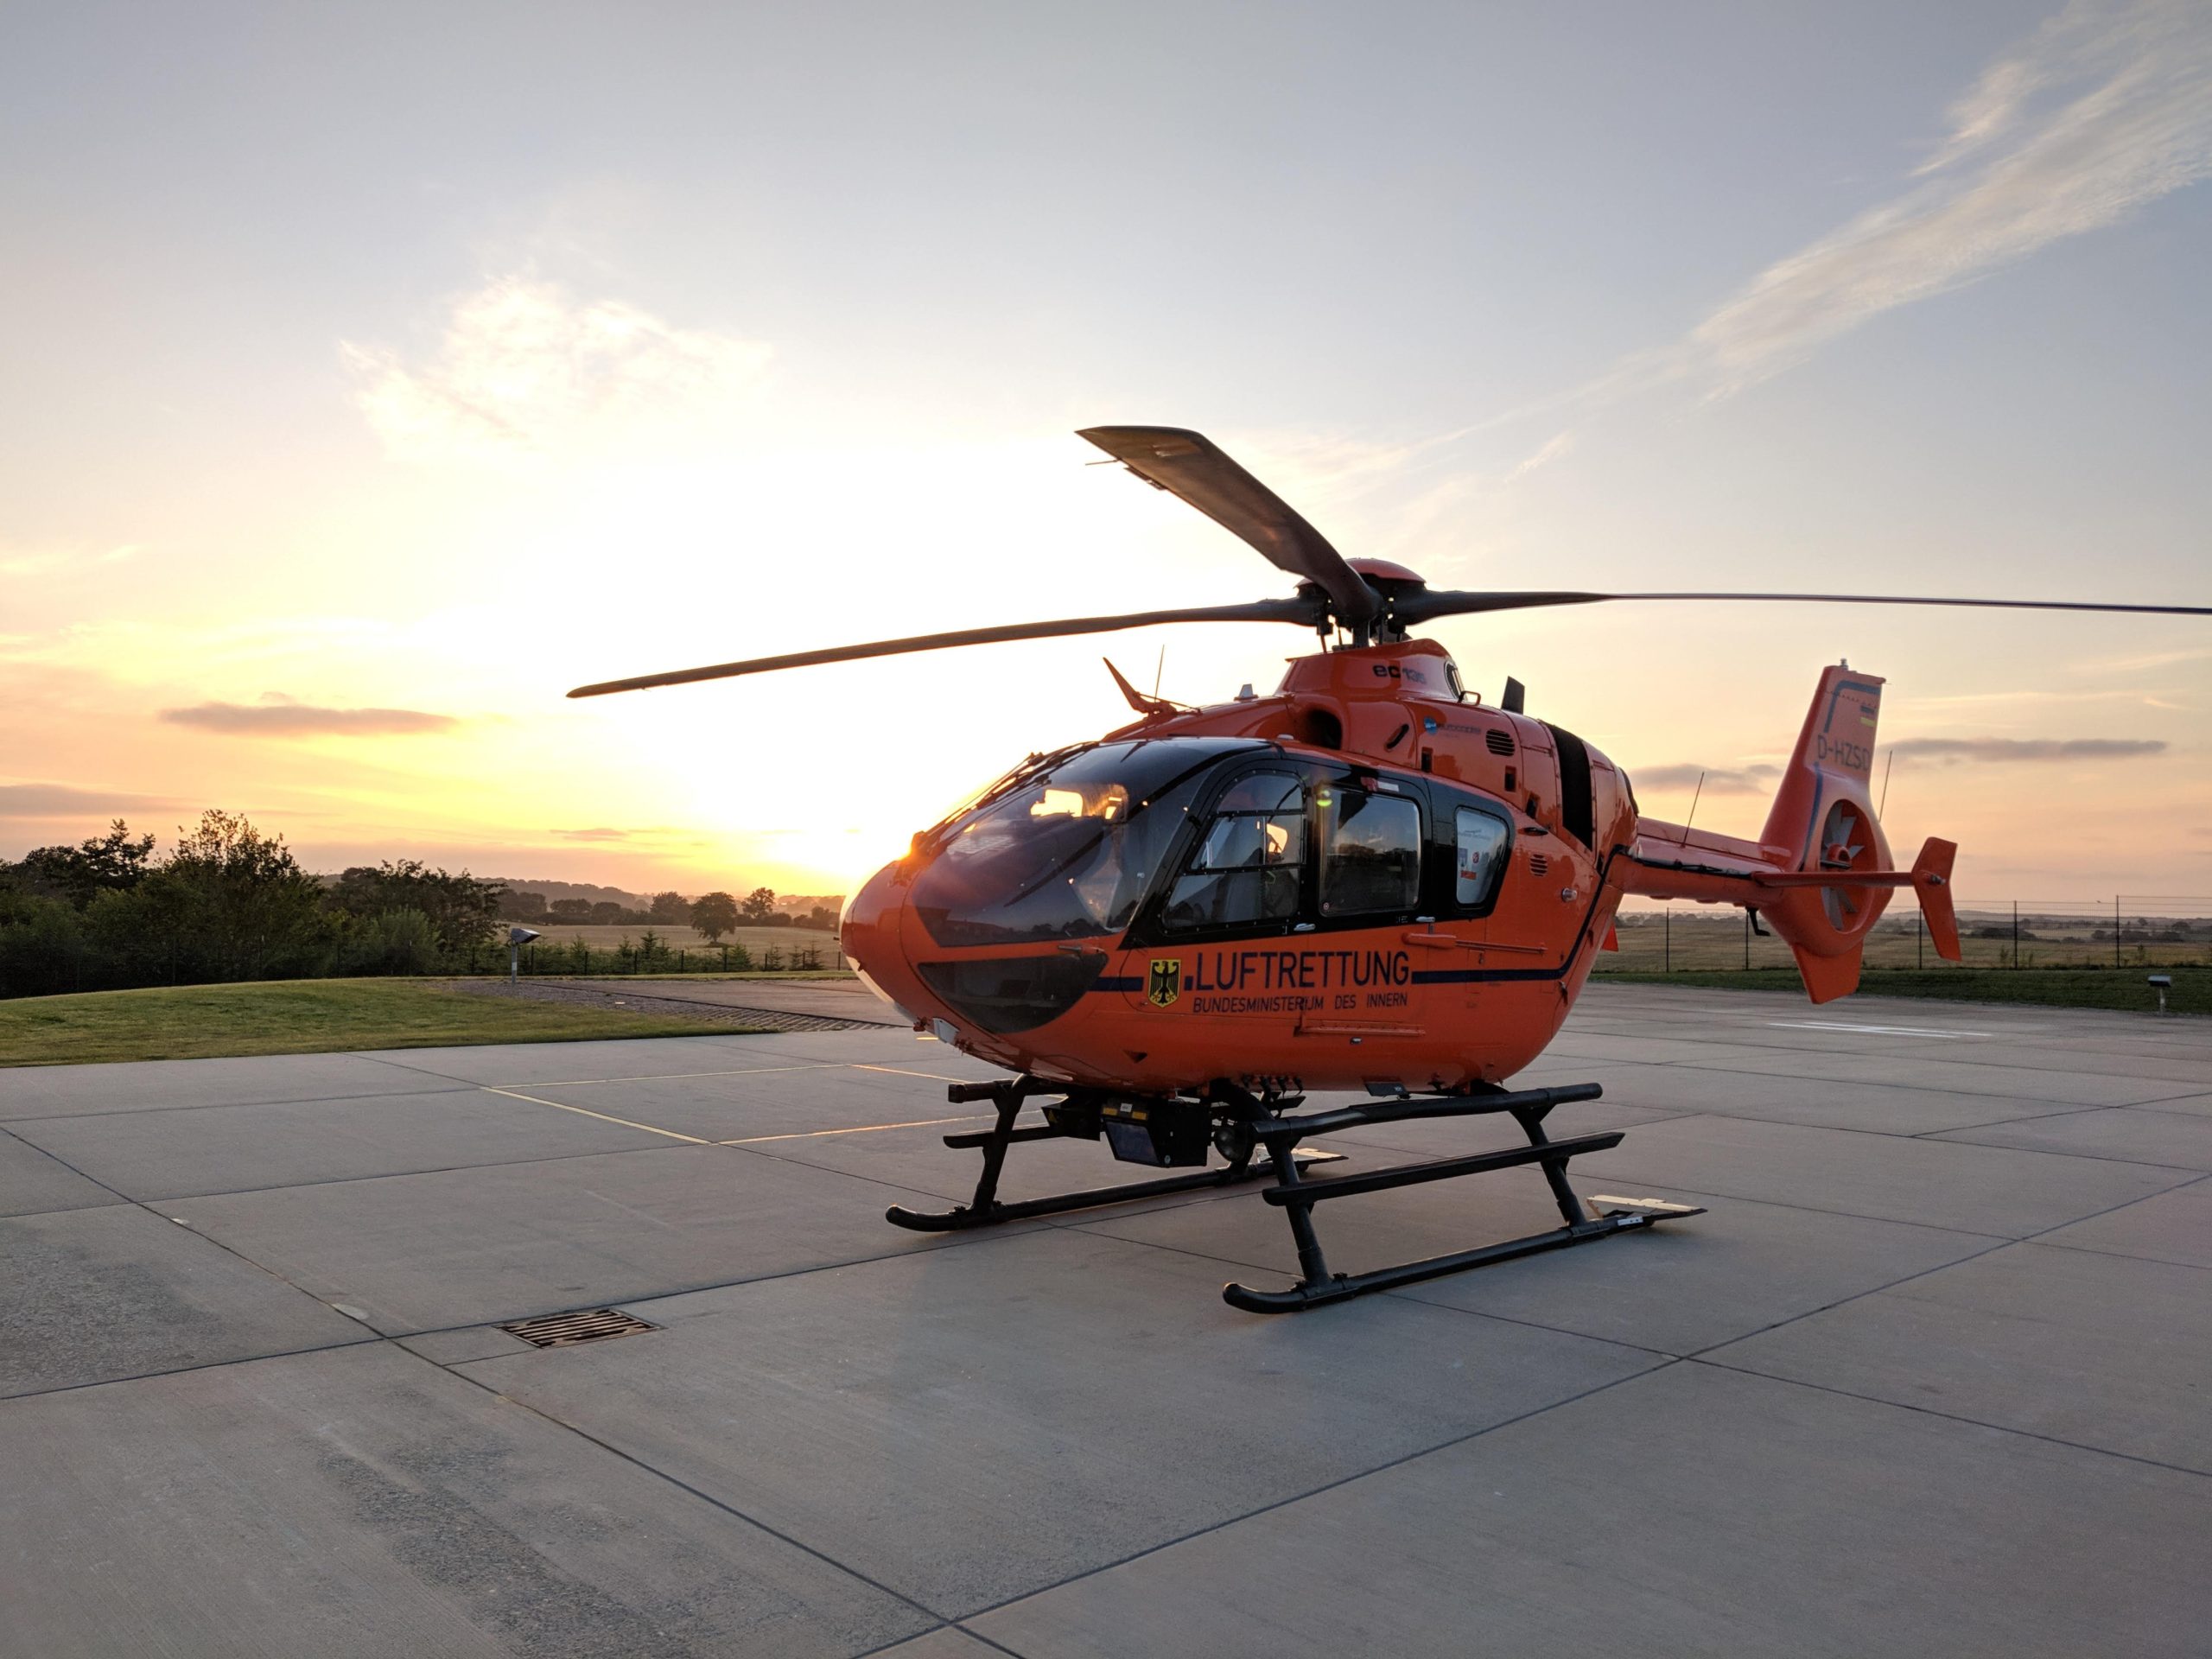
[566,426,2212,698]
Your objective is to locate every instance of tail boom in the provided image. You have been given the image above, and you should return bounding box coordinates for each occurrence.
[1620,834,1962,1000]
[1619,664,1961,1002]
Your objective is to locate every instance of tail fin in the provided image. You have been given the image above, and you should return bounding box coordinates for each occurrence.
[1758,666,1889,1001]
[1758,664,1886,870]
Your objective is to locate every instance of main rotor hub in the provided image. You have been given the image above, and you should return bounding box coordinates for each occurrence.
[1301,559,1428,643]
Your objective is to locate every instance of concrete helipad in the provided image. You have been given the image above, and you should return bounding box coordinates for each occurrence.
[3,983,2208,1656]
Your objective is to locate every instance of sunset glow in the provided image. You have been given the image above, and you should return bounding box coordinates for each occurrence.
[6,5,2208,902]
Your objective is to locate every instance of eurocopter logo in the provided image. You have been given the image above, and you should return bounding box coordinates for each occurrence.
[1147,958,1182,1007]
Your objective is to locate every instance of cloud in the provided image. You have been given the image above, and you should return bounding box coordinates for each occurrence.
[550,826,703,845]
[2063,645,2212,675]
[1634,763,1780,793]
[1501,431,1575,485]
[1471,0,2212,441]
[0,783,183,818]
[1687,0,2212,397]
[160,699,459,737]
[1635,737,2166,787]
[343,277,772,467]
[0,543,141,578]
[1891,735,2168,762]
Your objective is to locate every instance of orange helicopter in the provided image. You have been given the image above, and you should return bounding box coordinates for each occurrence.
[573,426,2210,1311]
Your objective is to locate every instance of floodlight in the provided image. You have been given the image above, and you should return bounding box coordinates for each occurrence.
[508,925,541,984]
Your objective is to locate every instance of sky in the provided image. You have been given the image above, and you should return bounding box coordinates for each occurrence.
[3,0,2209,902]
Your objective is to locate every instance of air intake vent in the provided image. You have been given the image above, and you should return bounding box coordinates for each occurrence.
[500,1308,658,1349]
[1529,854,1550,877]
[1485,729,1516,756]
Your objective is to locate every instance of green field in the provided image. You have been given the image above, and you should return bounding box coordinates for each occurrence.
[1599,966,2209,1014]
[0,979,750,1067]
[1604,911,2212,974]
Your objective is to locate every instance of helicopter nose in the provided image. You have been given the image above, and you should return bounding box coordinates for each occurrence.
[841,860,927,1023]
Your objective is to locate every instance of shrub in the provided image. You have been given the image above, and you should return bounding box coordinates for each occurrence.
[338,908,442,976]
[327,861,503,957]
[0,892,95,996]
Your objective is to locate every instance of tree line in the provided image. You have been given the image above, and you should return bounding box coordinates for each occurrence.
[499,887,839,935]
[0,811,837,999]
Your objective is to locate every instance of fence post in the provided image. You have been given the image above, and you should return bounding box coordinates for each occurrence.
[1916,912,1923,969]
[2012,900,2018,969]
[1664,909,1671,974]
[1742,909,1750,970]
[2116,896,2122,968]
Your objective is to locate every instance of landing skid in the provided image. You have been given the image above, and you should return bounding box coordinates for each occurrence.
[882,1076,1700,1310]
[1226,1088,1701,1313]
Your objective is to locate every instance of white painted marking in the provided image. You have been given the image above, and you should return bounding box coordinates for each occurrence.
[721,1113,993,1147]
[1767,1020,1991,1039]
[479,1085,712,1143]
[491,1063,841,1090]
[849,1064,1000,1084]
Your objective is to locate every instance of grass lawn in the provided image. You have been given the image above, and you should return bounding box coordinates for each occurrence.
[1595,966,2209,1014]
[0,979,750,1067]
[544,970,856,982]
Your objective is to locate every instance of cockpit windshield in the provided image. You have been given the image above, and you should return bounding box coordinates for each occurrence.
[911,738,1259,948]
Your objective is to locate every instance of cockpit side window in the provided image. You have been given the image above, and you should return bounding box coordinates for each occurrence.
[1160,771,1306,932]
[1319,788,1421,918]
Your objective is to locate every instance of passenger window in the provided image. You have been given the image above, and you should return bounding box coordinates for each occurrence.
[1319,789,1421,917]
[1455,806,1510,906]
[1162,772,1306,931]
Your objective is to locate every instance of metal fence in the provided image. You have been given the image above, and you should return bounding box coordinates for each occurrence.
[464,940,833,976]
[1599,898,2212,975]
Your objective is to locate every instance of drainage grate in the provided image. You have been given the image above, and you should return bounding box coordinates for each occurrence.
[500,1308,659,1349]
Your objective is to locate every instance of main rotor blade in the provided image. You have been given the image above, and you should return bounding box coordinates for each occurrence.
[1078,426,1378,629]
[1395,588,2212,626]
[566,597,1316,697]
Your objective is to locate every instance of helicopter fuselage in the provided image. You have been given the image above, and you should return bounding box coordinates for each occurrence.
[841,638,1637,1096]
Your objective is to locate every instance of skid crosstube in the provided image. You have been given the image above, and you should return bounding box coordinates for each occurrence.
[883,1077,1340,1233]
[1223,1085,1701,1313]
